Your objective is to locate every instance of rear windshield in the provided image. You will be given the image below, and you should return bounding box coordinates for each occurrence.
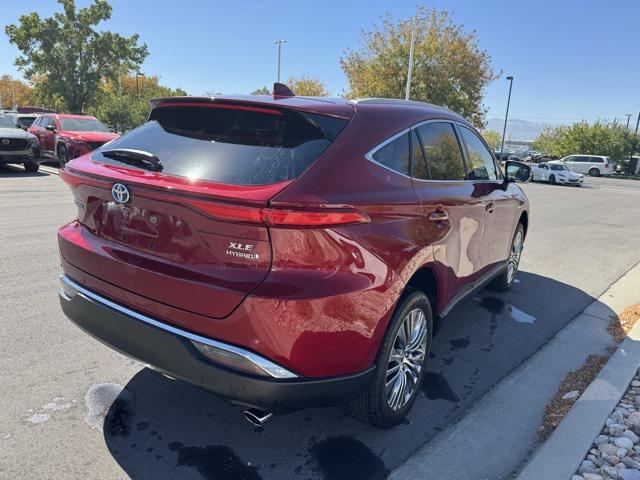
[91,104,348,185]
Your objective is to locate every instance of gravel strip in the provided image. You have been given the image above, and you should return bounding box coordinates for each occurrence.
[573,369,640,480]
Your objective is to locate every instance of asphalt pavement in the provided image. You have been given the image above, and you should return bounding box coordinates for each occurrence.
[1,166,640,480]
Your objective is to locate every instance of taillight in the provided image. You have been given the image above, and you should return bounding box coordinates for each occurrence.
[264,208,369,227]
[605,164,609,169]
[184,199,369,227]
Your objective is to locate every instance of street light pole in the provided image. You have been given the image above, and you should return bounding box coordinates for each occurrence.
[405,16,417,100]
[635,111,640,134]
[9,75,16,110]
[135,72,145,97]
[273,39,287,83]
[625,113,632,130]
[500,76,514,158]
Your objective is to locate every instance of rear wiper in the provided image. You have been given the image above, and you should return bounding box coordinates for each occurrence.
[101,148,163,172]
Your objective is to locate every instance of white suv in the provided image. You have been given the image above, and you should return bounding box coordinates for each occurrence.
[561,155,612,176]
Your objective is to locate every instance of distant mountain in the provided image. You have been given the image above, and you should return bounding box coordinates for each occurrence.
[485,118,552,142]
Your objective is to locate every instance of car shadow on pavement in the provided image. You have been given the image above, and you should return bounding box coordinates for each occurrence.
[102,270,617,480]
[0,164,50,177]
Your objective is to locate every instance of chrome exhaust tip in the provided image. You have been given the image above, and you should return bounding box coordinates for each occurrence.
[243,408,273,427]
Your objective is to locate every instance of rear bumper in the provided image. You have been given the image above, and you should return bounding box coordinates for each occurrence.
[58,275,375,414]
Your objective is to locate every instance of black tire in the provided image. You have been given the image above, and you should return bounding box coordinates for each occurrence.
[549,175,556,185]
[589,168,600,177]
[347,290,433,428]
[24,162,39,173]
[491,222,525,292]
[57,144,69,165]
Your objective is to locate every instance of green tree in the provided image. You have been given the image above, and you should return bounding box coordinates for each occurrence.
[88,74,186,132]
[286,76,329,96]
[341,6,496,126]
[481,130,502,150]
[5,0,148,114]
[533,121,640,161]
[250,86,271,95]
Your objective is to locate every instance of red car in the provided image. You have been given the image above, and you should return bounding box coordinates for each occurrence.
[57,92,530,428]
[28,113,118,164]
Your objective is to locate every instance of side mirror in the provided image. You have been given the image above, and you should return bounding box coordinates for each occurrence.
[45,125,56,132]
[505,161,531,183]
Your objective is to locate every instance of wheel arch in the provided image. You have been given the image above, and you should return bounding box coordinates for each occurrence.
[519,210,529,238]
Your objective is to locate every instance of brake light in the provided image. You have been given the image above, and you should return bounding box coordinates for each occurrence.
[154,102,282,116]
[605,164,609,169]
[184,199,369,227]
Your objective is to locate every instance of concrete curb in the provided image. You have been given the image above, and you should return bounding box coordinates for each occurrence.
[517,308,640,479]
[389,262,640,480]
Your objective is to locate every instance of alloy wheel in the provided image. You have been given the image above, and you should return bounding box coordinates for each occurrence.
[386,308,428,411]
[507,229,523,284]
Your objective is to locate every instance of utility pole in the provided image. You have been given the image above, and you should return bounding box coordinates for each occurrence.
[625,113,632,130]
[405,16,417,100]
[273,39,287,83]
[9,75,16,110]
[135,72,145,97]
[500,76,514,158]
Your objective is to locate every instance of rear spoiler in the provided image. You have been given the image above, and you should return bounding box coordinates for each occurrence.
[149,93,354,120]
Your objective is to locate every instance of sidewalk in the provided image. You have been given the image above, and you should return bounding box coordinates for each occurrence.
[389,262,640,480]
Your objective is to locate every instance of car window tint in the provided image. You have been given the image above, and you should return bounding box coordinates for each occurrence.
[459,126,497,180]
[415,122,466,181]
[591,157,604,163]
[93,105,348,186]
[371,132,410,176]
[410,129,428,179]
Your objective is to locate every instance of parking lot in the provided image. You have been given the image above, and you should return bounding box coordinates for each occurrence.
[1,166,640,480]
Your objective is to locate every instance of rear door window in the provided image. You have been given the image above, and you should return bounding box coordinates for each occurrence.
[371,132,410,175]
[91,104,348,186]
[414,122,466,180]
[590,156,604,163]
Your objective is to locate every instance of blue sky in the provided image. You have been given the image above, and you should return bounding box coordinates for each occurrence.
[1,0,639,125]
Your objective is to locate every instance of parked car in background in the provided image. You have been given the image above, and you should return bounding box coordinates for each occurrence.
[28,113,118,165]
[57,93,531,428]
[5,112,40,130]
[0,114,41,172]
[561,154,612,176]
[532,161,583,186]
[615,156,640,175]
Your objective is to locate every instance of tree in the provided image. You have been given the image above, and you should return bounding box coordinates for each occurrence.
[533,121,640,161]
[88,74,186,132]
[250,86,271,95]
[0,75,37,109]
[286,76,329,96]
[481,130,502,150]
[5,0,148,113]
[341,6,496,126]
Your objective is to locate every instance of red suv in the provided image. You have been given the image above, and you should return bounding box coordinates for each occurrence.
[29,113,119,165]
[57,93,530,428]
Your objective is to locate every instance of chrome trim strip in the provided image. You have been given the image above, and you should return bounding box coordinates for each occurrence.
[59,275,298,379]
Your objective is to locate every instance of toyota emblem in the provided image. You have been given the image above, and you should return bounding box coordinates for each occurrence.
[111,183,131,204]
[1,139,9,145]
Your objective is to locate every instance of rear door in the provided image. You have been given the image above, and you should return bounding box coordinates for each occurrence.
[60,102,347,319]
[410,121,487,307]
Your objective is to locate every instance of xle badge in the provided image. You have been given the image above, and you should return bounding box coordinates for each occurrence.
[226,242,259,260]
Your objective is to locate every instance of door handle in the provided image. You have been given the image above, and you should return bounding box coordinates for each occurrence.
[428,210,449,222]
[486,202,495,213]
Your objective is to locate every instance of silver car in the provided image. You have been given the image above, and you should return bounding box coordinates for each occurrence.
[0,115,41,172]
